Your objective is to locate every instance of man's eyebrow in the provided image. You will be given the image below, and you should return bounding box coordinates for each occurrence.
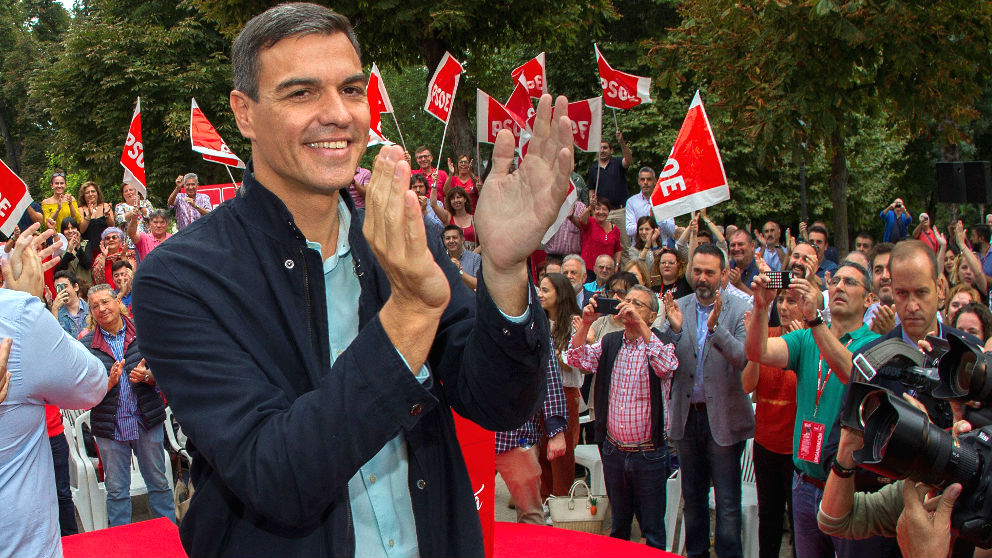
[274,77,320,93]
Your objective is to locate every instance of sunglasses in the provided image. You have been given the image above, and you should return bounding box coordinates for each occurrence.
[104,235,120,241]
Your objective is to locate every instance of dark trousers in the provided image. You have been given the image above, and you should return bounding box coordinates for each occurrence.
[601,439,671,550]
[753,442,794,558]
[50,433,78,536]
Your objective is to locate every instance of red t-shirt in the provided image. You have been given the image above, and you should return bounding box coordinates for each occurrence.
[754,326,798,455]
[46,405,64,437]
[580,218,622,271]
[451,175,478,208]
[412,167,448,200]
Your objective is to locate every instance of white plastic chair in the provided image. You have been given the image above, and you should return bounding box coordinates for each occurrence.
[70,410,173,530]
[62,413,98,532]
[573,444,606,496]
[163,406,190,463]
[664,438,759,557]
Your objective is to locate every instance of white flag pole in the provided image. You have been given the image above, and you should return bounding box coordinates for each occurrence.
[612,108,619,131]
[224,164,237,186]
[390,113,408,152]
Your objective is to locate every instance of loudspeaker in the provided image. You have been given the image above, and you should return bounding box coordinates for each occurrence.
[964,161,992,204]
[936,162,966,203]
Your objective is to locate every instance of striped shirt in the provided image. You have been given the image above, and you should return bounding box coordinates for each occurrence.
[100,325,143,442]
[566,332,678,444]
[494,345,568,454]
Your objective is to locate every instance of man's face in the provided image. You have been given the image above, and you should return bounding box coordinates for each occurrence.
[545,263,562,275]
[728,232,753,268]
[113,266,133,290]
[230,32,369,199]
[415,149,433,170]
[788,244,817,278]
[594,256,614,283]
[872,253,892,304]
[969,229,984,248]
[599,142,612,160]
[89,290,121,330]
[761,222,780,245]
[183,178,198,197]
[827,267,869,318]
[890,256,941,341]
[955,312,984,340]
[638,171,655,196]
[411,180,427,197]
[149,217,168,237]
[562,260,584,292]
[808,232,828,263]
[624,289,657,325]
[54,277,78,303]
[443,230,462,254]
[690,253,724,301]
[855,236,874,255]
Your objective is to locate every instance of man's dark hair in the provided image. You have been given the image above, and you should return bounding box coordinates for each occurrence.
[729,228,752,244]
[972,224,991,244]
[952,302,992,341]
[410,174,428,188]
[692,243,726,269]
[889,239,939,282]
[606,271,639,293]
[232,3,360,101]
[60,216,79,232]
[856,231,874,242]
[808,224,829,240]
[53,270,79,287]
[442,224,463,237]
[414,145,430,154]
[111,260,133,273]
[869,242,895,272]
[834,261,871,290]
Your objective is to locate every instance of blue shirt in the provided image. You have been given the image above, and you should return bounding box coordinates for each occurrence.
[57,299,88,339]
[100,324,142,442]
[691,298,714,403]
[756,246,783,271]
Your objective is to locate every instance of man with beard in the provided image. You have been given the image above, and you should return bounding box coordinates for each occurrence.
[746,257,878,558]
[863,243,896,334]
[563,254,594,308]
[659,243,751,558]
[443,225,480,291]
[728,229,758,296]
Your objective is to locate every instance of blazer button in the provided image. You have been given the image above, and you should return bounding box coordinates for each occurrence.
[417,479,427,489]
[409,403,423,416]
[284,259,295,269]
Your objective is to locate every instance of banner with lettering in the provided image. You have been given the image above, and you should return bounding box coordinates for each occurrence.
[424,52,464,124]
[190,98,245,169]
[651,91,729,222]
[0,158,32,237]
[511,52,548,99]
[476,90,524,146]
[120,97,147,198]
[504,76,535,127]
[595,44,652,110]
[567,97,603,152]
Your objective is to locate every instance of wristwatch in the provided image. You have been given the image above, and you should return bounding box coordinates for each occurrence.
[805,309,824,328]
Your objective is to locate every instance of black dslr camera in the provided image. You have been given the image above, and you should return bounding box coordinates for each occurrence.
[842,334,992,548]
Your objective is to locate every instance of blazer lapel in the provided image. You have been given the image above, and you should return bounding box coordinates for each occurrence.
[683,297,699,357]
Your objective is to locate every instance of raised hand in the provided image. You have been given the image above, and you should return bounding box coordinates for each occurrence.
[129,358,151,384]
[447,157,455,176]
[706,291,722,331]
[663,291,683,333]
[750,272,777,308]
[581,298,602,325]
[871,304,896,335]
[0,222,59,298]
[108,360,123,390]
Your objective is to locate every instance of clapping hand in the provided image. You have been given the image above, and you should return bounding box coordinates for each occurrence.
[0,222,61,298]
[706,291,722,332]
[107,360,123,390]
[663,291,683,333]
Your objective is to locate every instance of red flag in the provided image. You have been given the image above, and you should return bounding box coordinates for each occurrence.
[367,63,395,144]
[511,52,547,99]
[191,98,246,169]
[650,91,729,222]
[567,97,603,152]
[541,180,578,245]
[595,44,652,110]
[424,52,464,124]
[476,89,523,146]
[120,97,147,198]
[0,158,32,237]
[504,76,534,127]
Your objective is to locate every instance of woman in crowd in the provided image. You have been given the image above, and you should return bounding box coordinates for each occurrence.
[40,170,82,232]
[114,182,154,251]
[653,247,692,299]
[623,259,651,289]
[742,289,800,558]
[56,217,93,287]
[950,302,992,344]
[445,154,479,208]
[77,181,114,260]
[91,227,137,286]
[434,186,477,250]
[628,216,662,270]
[952,253,988,304]
[535,273,582,498]
[571,192,622,282]
[945,283,981,323]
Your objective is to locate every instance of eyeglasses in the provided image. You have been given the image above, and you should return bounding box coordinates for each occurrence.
[827,276,863,288]
[605,289,628,297]
[625,298,651,310]
[104,234,120,240]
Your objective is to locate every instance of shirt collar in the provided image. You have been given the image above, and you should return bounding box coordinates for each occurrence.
[99,322,125,338]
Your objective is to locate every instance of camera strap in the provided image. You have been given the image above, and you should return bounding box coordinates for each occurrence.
[815,339,853,417]
[851,338,924,383]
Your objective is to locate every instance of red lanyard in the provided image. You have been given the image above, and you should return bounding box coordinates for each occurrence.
[814,339,853,416]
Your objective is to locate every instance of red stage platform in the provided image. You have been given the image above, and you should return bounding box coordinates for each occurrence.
[62,518,679,558]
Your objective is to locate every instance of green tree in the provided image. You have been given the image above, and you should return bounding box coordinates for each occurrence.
[658,0,992,251]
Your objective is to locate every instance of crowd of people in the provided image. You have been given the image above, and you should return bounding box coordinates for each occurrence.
[0,3,987,558]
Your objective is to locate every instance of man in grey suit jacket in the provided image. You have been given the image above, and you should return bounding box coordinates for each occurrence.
[659,243,753,558]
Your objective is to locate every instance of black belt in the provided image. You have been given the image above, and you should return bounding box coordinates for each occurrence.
[798,472,825,490]
[607,435,659,453]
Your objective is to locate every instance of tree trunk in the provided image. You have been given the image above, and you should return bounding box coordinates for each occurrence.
[0,104,22,175]
[417,38,473,164]
[828,128,849,254]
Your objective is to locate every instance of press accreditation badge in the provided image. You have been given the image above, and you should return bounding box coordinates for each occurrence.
[798,420,826,463]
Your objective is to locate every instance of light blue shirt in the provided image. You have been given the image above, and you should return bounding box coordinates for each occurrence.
[691,298,714,403]
[0,290,106,558]
[756,245,783,272]
[624,192,676,245]
[99,324,142,442]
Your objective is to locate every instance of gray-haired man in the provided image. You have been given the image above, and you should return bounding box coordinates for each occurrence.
[168,172,212,230]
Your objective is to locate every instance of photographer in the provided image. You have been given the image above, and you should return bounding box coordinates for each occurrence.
[880,198,913,243]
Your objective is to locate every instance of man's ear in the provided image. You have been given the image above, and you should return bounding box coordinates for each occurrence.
[230,90,256,141]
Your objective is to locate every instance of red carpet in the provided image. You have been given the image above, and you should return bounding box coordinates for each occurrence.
[62,518,186,558]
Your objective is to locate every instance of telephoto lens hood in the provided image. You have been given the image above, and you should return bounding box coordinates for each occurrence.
[936,332,992,404]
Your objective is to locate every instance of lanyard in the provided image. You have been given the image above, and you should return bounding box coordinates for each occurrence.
[814,339,853,417]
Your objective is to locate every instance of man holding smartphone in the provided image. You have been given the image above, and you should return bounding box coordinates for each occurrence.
[880,197,912,243]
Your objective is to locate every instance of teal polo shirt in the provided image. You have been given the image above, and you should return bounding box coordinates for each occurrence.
[782,323,879,480]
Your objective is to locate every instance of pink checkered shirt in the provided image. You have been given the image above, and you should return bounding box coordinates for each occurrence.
[566,333,678,444]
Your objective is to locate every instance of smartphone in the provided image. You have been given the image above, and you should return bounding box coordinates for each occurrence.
[594,297,620,315]
[763,271,791,289]
[55,283,66,293]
